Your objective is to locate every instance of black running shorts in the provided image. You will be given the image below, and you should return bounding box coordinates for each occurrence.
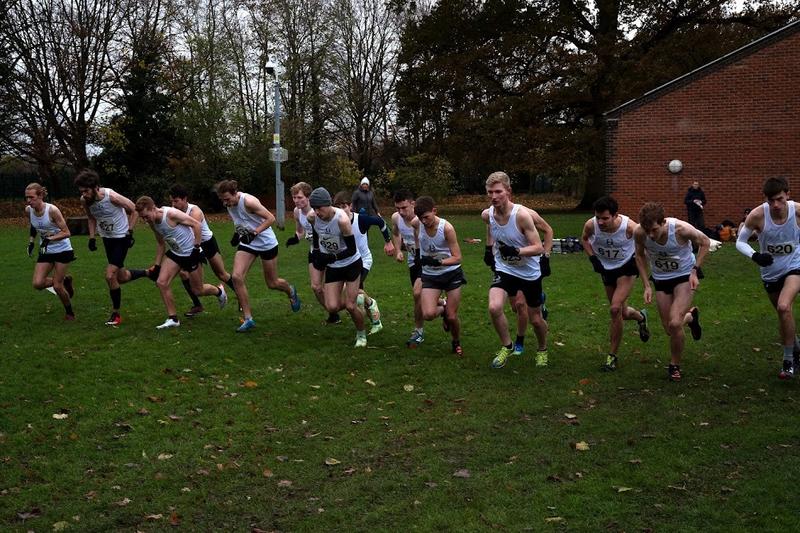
[651,274,690,295]
[491,270,543,307]
[38,250,76,264]
[238,244,278,261]
[165,250,201,272]
[422,267,467,292]
[763,269,800,294]
[102,236,129,268]
[325,258,362,284]
[600,256,639,287]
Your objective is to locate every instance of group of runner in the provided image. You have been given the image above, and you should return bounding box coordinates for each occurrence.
[23,170,800,381]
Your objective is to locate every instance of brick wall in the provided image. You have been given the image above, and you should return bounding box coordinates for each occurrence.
[606,29,800,227]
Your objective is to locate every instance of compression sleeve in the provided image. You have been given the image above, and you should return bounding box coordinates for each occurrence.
[334,234,357,260]
[735,226,756,258]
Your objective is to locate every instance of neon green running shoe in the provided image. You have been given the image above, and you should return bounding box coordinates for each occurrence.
[535,349,549,367]
[491,346,514,369]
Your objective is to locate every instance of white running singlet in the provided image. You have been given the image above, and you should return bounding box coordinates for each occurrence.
[645,218,695,280]
[298,208,314,246]
[155,207,195,257]
[591,215,635,270]
[89,188,129,238]
[186,203,213,242]
[226,193,278,251]
[419,218,459,277]
[489,204,540,281]
[758,201,800,282]
[396,215,417,267]
[352,213,373,270]
[29,203,72,254]
[314,207,361,269]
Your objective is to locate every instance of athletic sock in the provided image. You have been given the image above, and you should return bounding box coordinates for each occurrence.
[129,269,147,280]
[64,304,74,315]
[169,315,178,322]
[415,327,424,336]
[225,275,235,290]
[515,335,525,346]
[110,288,121,310]
[784,345,794,362]
[182,280,202,307]
[217,287,223,296]
[505,343,513,350]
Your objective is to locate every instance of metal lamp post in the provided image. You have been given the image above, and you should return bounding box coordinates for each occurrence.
[266,56,287,229]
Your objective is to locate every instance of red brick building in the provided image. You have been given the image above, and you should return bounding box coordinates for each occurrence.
[604,20,800,227]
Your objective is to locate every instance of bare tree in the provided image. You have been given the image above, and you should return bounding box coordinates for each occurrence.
[3,0,124,192]
[328,0,400,173]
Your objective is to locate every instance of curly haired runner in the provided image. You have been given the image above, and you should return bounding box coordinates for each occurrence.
[634,202,709,382]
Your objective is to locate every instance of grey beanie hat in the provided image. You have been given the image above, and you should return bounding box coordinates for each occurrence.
[309,187,332,208]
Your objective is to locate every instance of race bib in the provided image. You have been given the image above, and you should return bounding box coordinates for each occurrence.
[319,235,340,253]
[98,220,114,233]
[652,254,680,273]
[765,243,795,256]
[165,237,180,253]
[596,246,622,261]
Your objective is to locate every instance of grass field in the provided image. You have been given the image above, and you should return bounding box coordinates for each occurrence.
[2,211,800,532]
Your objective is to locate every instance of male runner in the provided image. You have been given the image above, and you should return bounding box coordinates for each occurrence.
[736,176,800,379]
[216,179,301,332]
[135,196,227,329]
[634,202,709,382]
[390,190,426,347]
[74,169,149,325]
[580,195,650,371]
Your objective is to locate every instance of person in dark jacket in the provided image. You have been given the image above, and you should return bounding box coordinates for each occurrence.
[684,181,707,230]
[351,177,381,217]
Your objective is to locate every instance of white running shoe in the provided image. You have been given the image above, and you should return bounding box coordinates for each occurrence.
[156,318,180,329]
[217,284,228,309]
[354,333,367,348]
[369,321,383,335]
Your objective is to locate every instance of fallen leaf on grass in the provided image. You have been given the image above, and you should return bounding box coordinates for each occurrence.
[614,486,633,493]
[579,378,591,386]
[564,413,577,419]
[114,498,132,506]
[137,408,150,416]
[17,508,41,520]
[157,453,173,460]
[144,514,163,520]
[545,517,564,523]
[403,385,414,392]
[628,459,642,465]
[169,512,181,526]
[364,379,376,386]
[555,341,565,347]
[453,469,471,478]
[52,413,69,420]
[147,396,163,403]
[546,474,562,483]
[52,521,70,531]
[262,469,273,478]
[324,458,341,466]
[573,441,590,451]
[668,484,687,491]
[277,480,293,487]
[752,347,761,352]
[721,486,735,493]
[242,380,258,388]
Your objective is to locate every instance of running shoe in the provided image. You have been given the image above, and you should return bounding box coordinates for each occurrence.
[638,309,650,342]
[237,317,256,332]
[367,297,381,323]
[779,359,795,380]
[289,285,301,312]
[369,320,383,335]
[452,341,463,357]
[535,349,549,367]
[185,306,204,317]
[156,318,180,329]
[512,342,524,356]
[688,307,702,341]
[540,292,549,321]
[491,346,513,369]
[406,330,424,348]
[64,275,74,298]
[105,313,122,326]
[217,284,228,309]
[601,353,618,372]
[668,364,682,382]
[354,333,367,348]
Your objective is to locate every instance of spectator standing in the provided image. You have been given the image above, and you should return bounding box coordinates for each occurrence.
[351,177,381,217]
[684,180,707,230]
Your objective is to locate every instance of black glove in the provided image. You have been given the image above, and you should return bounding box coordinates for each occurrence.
[88,237,97,252]
[40,237,50,252]
[147,264,161,281]
[286,235,300,247]
[419,255,442,267]
[483,246,495,268]
[27,241,34,257]
[693,266,705,279]
[127,231,135,248]
[239,231,256,245]
[589,255,604,273]
[497,241,519,258]
[540,255,551,277]
[751,252,773,267]
[230,232,241,247]
[311,250,327,271]
[190,245,206,263]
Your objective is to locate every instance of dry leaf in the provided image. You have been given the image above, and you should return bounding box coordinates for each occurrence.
[324,458,341,466]
[157,453,173,460]
[545,517,564,523]
[403,384,414,392]
[52,413,69,420]
[169,512,180,526]
[52,521,70,531]
[114,498,132,506]
[578,378,591,385]
[144,514,163,520]
[564,413,577,419]
[453,468,471,478]
[365,379,376,386]
[17,509,41,520]
[263,469,274,478]
[277,480,293,487]
[242,380,258,388]
[614,486,633,493]
[147,396,163,403]
[574,441,590,451]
